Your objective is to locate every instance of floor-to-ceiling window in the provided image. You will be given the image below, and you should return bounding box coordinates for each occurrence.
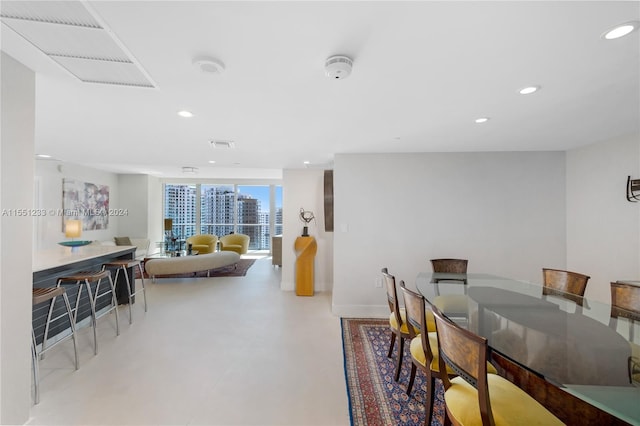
[163,184,196,238]
[164,183,282,250]
[200,185,235,237]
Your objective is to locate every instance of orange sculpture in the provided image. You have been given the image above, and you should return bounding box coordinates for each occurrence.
[295,236,317,296]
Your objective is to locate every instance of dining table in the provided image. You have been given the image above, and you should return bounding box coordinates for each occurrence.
[416,272,640,426]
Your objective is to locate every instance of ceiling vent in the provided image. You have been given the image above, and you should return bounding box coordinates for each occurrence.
[325,55,353,79]
[210,140,235,149]
[182,166,198,174]
[193,56,225,74]
[0,1,155,88]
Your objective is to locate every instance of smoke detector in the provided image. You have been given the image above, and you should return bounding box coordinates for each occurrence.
[325,55,353,79]
[193,56,225,74]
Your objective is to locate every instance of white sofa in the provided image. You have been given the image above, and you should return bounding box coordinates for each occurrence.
[144,251,240,281]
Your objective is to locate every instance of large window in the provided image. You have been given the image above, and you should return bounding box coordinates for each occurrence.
[164,183,282,250]
[163,184,196,238]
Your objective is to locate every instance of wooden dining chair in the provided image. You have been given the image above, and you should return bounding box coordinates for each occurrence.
[382,267,411,382]
[431,258,468,281]
[399,285,456,426]
[431,258,469,319]
[431,305,563,426]
[382,268,437,382]
[542,268,590,306]
[609,281,640,385]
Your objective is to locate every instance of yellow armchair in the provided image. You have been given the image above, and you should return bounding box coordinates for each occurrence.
[185,234,218,254]
[219,233,250,255]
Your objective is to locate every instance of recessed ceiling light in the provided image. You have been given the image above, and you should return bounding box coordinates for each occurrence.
[602,21,639,40]
[36,154,52,158]
[177,110,194,118]
[475,117,490,124]
[208,160,216,164]
[519,86,540,95]
[303,161,310,165]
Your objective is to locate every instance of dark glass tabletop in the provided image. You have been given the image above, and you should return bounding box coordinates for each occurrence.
[416,272,640,424]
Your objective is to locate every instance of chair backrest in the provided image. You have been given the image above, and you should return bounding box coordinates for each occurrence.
[432,305,494,425]
[219,233,250,252]
[400,285,435,362]
[431,259,468,274]
[610,281,640,322]
[542,268,590,306]
[382,268,403,328]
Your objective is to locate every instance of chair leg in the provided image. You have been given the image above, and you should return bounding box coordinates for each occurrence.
[84,280,98,355]
[424,374,435,426]
[406,363,417,395]
[137,263,147,312]
[31,329,39,404]
[394,337,405,381]
[387,332,396,358]
[61,292,79,371]
[106,274,120,335]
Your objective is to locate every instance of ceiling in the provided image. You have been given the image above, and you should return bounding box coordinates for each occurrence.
[2,1,639,179]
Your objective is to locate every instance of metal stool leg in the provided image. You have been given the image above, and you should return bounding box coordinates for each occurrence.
[31,329,40,404]
[92,272,120,337]
[61,291,79,370]
[82,279,98,355]
[113,265,133,324]
[32,287,79,404]
[104,260,147,324]
[137,262,148,313]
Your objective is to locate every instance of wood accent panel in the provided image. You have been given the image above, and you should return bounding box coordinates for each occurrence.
[490,351,631,426]
[324,169,333,232]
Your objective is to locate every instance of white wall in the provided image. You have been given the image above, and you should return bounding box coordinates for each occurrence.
[332,152,567,318]
[1,52,34,425]
[566,133,640,303]
[282,169,334,293]
[34,160,121,249]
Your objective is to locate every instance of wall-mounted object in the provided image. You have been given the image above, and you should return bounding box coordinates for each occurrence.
[627,176,640,202]
[324,170,334,232]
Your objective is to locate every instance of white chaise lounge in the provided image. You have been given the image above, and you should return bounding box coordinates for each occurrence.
[145,251,240,281]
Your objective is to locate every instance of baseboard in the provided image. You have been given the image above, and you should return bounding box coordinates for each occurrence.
[331,303,388,319]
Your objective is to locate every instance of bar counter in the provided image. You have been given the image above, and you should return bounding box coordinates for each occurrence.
[32,245,136,345]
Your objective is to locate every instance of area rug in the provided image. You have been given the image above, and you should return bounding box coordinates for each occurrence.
[137,258,256,279]
[341,318,445,426]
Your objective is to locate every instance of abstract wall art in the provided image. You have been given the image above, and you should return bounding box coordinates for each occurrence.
[62,178,110,230]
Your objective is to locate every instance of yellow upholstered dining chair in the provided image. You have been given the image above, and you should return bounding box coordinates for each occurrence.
[382,268,437,382]
[400,286,498,426]
[609,281,640,385]
[186,234,218,254]
[431,258,469,318]
[219,233,250,255]
[542,268,590,306]
[382,267,412,382]
[431,258,469,276]
[400,285,456,425]
[431,305,563,426]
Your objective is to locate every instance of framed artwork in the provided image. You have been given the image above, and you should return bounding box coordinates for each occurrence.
[62,178,109,230]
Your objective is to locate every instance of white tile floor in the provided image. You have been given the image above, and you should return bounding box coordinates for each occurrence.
[27,257,350,425]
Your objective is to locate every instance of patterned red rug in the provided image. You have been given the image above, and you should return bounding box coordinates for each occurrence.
[137,258,256,279]
[341,318,445,426]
